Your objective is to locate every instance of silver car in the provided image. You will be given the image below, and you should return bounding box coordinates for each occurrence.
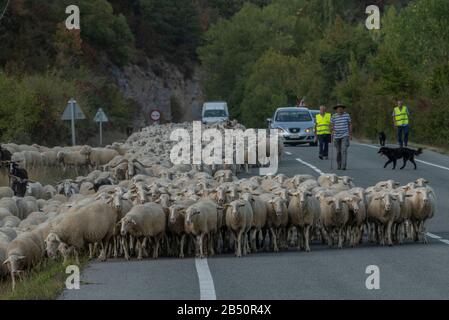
[268,107,317,146]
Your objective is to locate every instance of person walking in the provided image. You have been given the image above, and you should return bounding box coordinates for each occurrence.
[393,99,410,147]
[331,104,352,171]
[315,105,332,160]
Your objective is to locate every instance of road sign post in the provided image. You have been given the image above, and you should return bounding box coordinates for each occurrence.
[61,99,86,146]
[94,108,109,146]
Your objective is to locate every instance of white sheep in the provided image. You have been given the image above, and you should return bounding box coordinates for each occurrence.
[119,203,166,260]
[225,200,253,257]
[288,190,320,252]
[185,200,219,258]
[45,200,119,262]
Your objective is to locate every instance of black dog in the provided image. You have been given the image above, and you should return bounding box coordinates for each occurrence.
[378,147,423,170]
[378,132,387,147]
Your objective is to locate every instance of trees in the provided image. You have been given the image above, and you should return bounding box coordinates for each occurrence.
[199,0,449,148]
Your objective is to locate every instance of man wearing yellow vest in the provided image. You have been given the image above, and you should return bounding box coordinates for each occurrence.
[315,105,332,160]
[392,99,411,147]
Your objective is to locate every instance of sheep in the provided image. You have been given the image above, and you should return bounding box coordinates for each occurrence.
[43,185,57,200]
[316,195,350,249]
[80,146,119,169]
[19,212,47,229]
[336,192,366,247]
[168,201,196,258]
[259,194,288,252]
[240,193,267,252]
[318,174,339,188]
[283,175,316,189]
[80,182,95,196]
[297,179,320,192]
[119,203,166,260]
[45,200,119,262]
[367,192,401,246]
[390,189,414,243]
[214,170,234,183]
[288,190,320,252]
[408,187,436,244]
[185,200,219,258]
[26,182,45,199]
[225,200,253,257]
[0,198,19,218]
[0,187,14,199]
[1,216,21,228]
[4,226,46,290]
[0,207,12,220]
[56,150,89,171]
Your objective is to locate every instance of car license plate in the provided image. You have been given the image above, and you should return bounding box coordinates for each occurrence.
[290,134,300,139]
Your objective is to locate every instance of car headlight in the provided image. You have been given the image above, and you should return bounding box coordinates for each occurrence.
[304,127,315,134]
[274,127,286,134]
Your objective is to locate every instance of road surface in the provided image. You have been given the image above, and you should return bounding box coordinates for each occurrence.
[61,142,449,300]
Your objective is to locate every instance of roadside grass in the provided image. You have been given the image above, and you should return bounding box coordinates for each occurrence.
[0,256,88,300]
[0,166,90,187]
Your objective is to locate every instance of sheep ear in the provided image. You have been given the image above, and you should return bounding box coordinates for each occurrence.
[131,219,137,225]
[3,258,11,265]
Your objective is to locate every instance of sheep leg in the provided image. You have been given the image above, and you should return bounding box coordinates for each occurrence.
[236,231,243,257]
[386,221,394,247]
[113,237,118,258]
[98,241,108,262]
[304,225,311,252]
[198,234,204,259]
[338,229,344,249]
[179,234,186,259]
[270,228,279,252]
[122,237,130,261]
[153,235,162,259]
[208,233,215,257]
[136,239,143,260]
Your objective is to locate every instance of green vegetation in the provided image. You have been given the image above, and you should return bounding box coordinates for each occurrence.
[1,0,448,148]
[0,257,88,300]
[199,0,449,148]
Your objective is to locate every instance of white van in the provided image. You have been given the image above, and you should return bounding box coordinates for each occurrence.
[202,102,229,124]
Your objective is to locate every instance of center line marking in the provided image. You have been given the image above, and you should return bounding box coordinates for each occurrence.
[296,158,324,175]
[426,233,442,240]
[195,258,216,300]
[285,151,292,156]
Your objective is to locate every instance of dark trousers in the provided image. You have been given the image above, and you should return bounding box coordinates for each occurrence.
[318,134,331,157]
[397,125,409,147]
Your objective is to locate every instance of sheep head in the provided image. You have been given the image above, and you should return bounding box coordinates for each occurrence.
[45,232,62,259]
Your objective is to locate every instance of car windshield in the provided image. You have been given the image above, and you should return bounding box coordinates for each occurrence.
[204,110,227,118]
[275,110,312,122]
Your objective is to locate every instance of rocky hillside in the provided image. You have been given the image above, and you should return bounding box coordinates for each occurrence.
[112,57,204,127]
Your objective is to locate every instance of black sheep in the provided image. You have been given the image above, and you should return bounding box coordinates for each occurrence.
[10,162,28,180]
[0,146,12,167]
[11,179,28,197]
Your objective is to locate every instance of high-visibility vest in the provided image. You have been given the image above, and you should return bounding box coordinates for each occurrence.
[394,106,409,126]
[316,113,332,135]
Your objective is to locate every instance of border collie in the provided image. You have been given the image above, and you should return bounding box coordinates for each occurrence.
[378,147,423,170]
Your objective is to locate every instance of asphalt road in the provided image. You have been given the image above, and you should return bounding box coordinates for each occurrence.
[61,142,449,300]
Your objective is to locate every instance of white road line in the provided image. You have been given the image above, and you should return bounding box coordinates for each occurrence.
[296,158,324,175]
[356,143,449,171]
[439,239,449,245]
[426,233,442,240]
[195,258,217,300]
[285,151,292,156]
[415,160,449,171]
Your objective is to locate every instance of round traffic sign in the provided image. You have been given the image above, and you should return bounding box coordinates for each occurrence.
[151,110,161,121]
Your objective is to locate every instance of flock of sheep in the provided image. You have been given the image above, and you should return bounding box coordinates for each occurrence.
[0,122,436,291]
